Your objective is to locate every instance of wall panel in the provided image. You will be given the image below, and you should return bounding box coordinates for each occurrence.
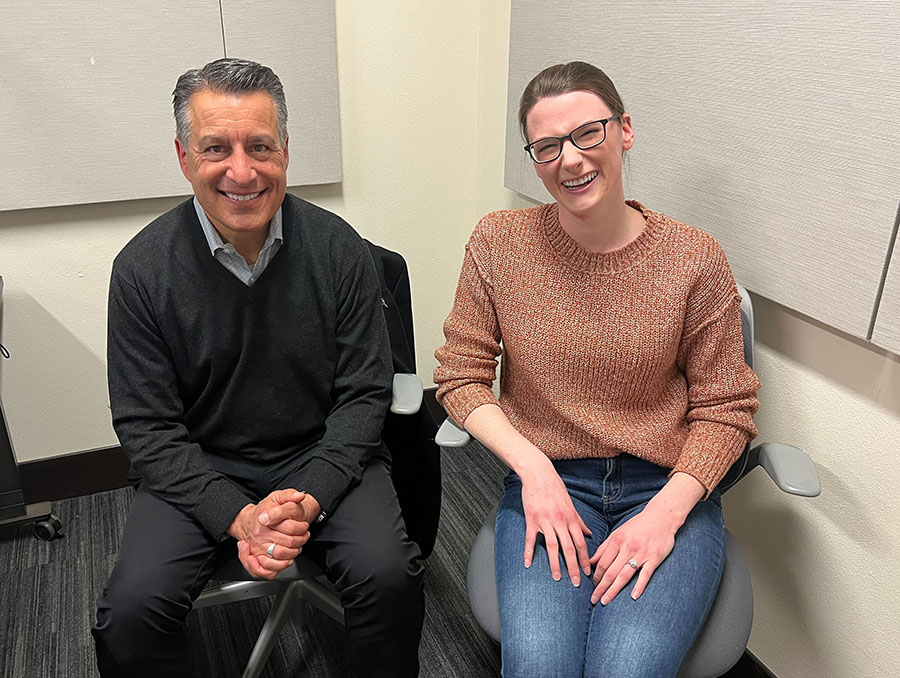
[0,1,223,211]
[872,229,900,355]
[506,0,900,346]
[504,1,574,202]
[1,1,342,211]
[221,0,342,187]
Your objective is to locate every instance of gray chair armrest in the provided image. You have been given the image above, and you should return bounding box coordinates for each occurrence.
[435,417,471,448]
[747,442,821,497]
[390,373,423,415]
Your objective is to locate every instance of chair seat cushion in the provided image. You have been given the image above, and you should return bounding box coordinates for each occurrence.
[466,506,753,678]
[209,554,327,582]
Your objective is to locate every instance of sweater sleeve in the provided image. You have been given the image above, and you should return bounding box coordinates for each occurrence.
[108,263,254,540]
[672,246,760,496]
[434,229,503,425]
[299,247,393,517]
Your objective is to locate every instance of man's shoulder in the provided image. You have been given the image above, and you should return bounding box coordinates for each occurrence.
[285,194,359,240]
[114,199,197,271]
[283,193,370,261]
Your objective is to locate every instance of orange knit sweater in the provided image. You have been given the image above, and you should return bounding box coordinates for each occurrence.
[434,201,760,494]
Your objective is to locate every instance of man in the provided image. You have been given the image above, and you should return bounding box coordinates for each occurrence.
[92,58,424,677]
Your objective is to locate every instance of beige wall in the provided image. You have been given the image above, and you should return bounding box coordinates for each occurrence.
[1,1,898,676]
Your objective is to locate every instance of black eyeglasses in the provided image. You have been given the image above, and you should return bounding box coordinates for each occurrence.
[524,115,621,163]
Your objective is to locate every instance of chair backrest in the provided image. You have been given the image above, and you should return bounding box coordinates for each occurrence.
[717,283,754,493]
[365,241,442,559]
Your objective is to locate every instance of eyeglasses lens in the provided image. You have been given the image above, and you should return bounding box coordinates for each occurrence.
[572,122,606,149]
[532,139,562,163]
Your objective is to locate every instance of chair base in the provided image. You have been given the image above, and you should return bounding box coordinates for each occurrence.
[194,576,344,678]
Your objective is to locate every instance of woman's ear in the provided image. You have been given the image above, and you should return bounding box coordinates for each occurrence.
[620,112,635,152]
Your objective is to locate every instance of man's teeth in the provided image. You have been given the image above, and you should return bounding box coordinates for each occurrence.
[225,191,260,201]
[562,172,597,188]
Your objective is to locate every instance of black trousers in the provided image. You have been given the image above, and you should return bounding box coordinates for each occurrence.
[92,455,424,677]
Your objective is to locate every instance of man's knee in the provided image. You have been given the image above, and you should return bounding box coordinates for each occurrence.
[335,537,423,608]
[93,568,191,670]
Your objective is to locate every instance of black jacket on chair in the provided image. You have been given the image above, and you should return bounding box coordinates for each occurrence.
[366,241,441,559]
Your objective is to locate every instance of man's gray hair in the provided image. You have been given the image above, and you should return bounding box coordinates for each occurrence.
[172,58,288,147]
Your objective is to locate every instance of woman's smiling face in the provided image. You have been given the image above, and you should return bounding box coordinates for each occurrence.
[525,90,633,220]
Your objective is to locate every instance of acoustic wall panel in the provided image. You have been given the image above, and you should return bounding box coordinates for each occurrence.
[1,1,342,211]
[872,229,900,355]
[0,1,223,211]
[504,1,573,204]
[221,0,342,187]
[506,0,900,346]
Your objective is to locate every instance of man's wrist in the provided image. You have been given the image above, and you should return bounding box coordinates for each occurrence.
[302,494,326,524]
[226,503,256,540]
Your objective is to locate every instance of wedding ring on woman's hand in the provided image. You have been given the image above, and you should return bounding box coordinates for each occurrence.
[627,558,639,569]
[267,542,276,558]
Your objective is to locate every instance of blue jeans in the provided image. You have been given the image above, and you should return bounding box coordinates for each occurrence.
[495,455,725,678]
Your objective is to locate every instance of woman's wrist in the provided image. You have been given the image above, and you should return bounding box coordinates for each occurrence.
[645,472,706,532]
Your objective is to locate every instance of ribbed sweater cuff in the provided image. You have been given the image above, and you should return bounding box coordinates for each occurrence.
[293,457,352,519]
[671,423,751,498]
[195,480,256,542]
[440,383,500,427]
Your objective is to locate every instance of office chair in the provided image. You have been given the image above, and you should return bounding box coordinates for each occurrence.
[193,243,441,678]
[435,284,820,678]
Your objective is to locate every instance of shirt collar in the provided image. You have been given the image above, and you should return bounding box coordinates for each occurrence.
[193,197,283,257]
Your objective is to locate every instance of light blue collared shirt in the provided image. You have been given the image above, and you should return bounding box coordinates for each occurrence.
[193,197,283,286]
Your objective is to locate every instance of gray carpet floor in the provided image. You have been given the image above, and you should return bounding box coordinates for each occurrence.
[0,441,506,678]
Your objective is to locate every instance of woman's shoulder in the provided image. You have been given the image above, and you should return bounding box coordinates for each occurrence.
[641,204,730,273]
[470,203,549,249]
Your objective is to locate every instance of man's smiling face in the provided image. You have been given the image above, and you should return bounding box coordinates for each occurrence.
[175,89,288,242]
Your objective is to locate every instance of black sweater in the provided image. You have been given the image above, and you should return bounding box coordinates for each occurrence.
[107,194,392,540]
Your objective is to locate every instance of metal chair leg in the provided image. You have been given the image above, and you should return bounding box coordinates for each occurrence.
[241,580,304,678]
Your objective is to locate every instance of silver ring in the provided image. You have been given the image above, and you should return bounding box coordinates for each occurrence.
[627,558,639,569]
[266,542,276,558]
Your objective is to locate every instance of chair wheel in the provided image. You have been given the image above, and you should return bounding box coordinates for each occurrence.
[34,513,62,541]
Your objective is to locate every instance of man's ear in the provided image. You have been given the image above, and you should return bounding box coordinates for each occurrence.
[282,136,289,169]
[175,137,191,181]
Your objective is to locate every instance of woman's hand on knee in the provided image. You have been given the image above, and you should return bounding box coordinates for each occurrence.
[589,472,706,604]
[588,509,676,605]
[520,466,592,587]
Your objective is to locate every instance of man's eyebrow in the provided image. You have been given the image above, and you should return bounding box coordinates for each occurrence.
[248,134,277,145]
[196,135,227,146]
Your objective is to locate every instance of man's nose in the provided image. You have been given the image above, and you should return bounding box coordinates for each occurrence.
[226,148,257,184]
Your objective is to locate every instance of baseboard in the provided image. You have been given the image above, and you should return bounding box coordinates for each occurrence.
[745,651,778,678]
[19,446,129,503]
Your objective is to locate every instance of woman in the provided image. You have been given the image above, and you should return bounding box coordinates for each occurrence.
[434,61,760,677]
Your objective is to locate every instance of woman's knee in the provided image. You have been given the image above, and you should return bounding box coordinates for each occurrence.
[501,618,587,678]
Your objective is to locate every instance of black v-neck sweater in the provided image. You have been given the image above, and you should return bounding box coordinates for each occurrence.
[107,194,392,539]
